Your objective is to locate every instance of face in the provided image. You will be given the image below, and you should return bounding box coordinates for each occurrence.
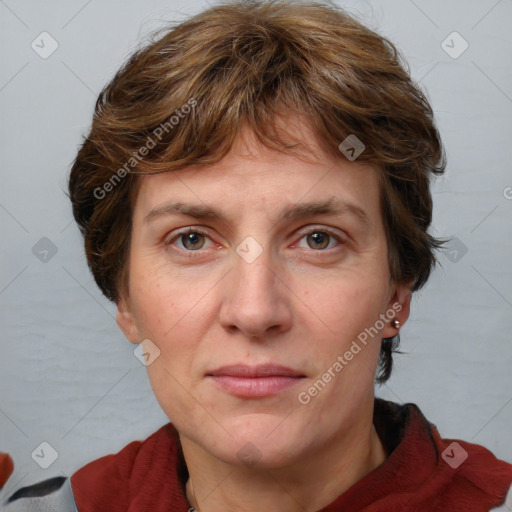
[116,120,411,469]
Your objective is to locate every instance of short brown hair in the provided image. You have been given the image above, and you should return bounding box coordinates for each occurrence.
[67,0,446,383]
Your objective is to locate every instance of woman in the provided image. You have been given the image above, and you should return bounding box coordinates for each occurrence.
[2,0,511,510]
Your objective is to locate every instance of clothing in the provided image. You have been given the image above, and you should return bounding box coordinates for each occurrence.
[2,399,511,511]
[0,453,14,490]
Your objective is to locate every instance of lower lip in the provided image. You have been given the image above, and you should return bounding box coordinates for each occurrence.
[207,375,304,398]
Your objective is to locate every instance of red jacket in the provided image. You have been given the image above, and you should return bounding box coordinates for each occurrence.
[69,399,512,511]
[2,399,510,511]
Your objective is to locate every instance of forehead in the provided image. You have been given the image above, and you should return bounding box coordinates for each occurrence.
[131,119,382,228]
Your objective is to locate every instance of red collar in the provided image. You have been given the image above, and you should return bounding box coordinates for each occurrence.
[321,399,511,511]
[71,399,512,511]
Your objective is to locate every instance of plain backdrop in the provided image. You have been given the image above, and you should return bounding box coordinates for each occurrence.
[0,0,511,498]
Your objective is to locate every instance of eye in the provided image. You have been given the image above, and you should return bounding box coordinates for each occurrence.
[166,227,214,252]
[164,226,346,256]
[294,227,345,251]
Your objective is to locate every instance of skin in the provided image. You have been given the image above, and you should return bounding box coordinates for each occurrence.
[116,119,411,512]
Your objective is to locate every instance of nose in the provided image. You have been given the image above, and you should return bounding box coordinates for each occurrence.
[218,246,293,340]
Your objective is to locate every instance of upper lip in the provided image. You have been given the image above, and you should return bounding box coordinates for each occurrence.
[206,364,305,378]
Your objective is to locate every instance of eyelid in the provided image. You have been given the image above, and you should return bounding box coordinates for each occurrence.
[293,224,347,241]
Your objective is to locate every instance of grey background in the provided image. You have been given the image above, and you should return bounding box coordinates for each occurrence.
[1,0,511,498]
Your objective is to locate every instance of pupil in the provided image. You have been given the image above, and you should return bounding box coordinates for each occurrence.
[309,232,328,249]
[184,232,203,250]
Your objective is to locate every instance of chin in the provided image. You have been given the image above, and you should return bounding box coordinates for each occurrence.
[210,413,306,469]
[215,440,301,470]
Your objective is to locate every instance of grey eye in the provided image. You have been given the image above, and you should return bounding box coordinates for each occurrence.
[180,232,206,250]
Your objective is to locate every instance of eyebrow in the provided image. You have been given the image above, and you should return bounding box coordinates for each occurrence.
[143,197,371,228]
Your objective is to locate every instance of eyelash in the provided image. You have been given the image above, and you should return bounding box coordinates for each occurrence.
[164,226,346,256]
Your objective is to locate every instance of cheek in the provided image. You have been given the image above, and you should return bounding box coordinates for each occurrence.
[129,256,210,338]
[128,261,216,379]
[136,284,207,424]
[305,273,390,341]
[296,275,390,406]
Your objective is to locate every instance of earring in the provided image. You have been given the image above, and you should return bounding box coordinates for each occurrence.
[391,319,400,329]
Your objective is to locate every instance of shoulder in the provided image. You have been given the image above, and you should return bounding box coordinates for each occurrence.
[428,421,512,510]
[1,423,178,512]
[70,422,179,510]
[72,422,177,482]
[375,399,512,510]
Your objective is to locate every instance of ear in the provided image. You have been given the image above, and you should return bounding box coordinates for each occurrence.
[380,281,412,339]
[116,294,140,344]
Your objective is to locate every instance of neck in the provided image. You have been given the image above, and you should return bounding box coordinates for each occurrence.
[182,411,386,512]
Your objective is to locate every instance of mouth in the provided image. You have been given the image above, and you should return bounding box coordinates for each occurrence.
[205,364,306,398]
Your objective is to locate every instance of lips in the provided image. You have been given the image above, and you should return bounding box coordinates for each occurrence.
[207,364,305,378]
[206,364,306,398]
